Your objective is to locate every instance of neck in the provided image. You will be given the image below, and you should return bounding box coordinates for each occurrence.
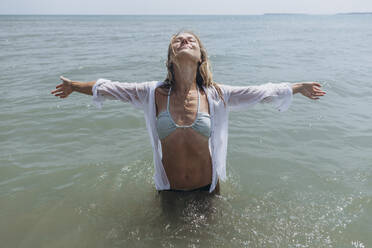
[172,60,199,98]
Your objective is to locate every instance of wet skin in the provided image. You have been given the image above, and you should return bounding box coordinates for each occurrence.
[155,86,213,190]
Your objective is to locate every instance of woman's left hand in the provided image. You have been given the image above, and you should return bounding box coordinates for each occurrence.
[292,82,326,100]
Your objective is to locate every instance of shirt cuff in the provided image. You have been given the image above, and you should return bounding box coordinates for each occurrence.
[92,78,108,109]
[276,82,293,112]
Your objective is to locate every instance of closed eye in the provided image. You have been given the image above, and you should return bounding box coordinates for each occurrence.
[173,37,197,43]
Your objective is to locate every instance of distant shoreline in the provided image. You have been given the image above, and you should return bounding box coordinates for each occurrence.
[264,12,372,15]
[263,13,308,15]
[336,12,372,15]
[0,12,372,16]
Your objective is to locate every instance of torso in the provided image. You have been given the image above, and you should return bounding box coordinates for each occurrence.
[155,85,212,190]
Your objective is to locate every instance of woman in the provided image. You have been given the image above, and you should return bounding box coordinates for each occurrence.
[51,31,326,194]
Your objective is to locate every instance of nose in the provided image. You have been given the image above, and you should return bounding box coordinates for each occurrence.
[181,38,189,45]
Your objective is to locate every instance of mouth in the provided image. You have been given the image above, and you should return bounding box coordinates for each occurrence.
[179,44,191,50]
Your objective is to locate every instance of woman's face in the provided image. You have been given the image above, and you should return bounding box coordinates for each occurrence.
[170,33,201,64]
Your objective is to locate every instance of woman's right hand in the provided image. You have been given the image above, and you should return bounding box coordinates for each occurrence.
[51,76,74,98]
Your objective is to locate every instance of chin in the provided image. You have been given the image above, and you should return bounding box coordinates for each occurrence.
[175,51,200,63]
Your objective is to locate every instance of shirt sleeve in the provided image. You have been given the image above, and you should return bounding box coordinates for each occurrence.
[92,78,150,109]
[221,82,293,112]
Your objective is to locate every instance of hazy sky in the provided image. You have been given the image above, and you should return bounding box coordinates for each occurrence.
[1,0,372,15]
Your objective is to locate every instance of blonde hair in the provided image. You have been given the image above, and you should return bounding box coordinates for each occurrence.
[164,30,225,106]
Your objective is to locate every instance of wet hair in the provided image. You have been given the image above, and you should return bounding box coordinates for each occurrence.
[164,30,225,106]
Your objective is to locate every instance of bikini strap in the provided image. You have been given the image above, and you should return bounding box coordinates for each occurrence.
[167,87,171,112]
[197,86,200,113]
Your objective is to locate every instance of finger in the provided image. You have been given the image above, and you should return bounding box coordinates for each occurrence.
[309,95,319,100]
[313,87,326,93]
[55,83,63,89]
[312,92,325,96]
[316,90,326,94]
[60,76,71,82]
[313,82,321,87]
[55,93,65,97]
[51,88,63,94]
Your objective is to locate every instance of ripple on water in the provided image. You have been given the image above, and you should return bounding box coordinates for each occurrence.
[1,148,370,247]
[62,161,368,248]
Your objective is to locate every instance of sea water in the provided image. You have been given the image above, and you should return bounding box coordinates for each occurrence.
[0,14,371,247]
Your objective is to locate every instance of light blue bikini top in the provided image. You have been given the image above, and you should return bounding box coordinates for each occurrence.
[156,86,211,140]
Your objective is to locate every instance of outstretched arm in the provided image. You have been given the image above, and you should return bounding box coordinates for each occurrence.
[51,76,94,98]
[51,76,151,109]
[221,81,326,112]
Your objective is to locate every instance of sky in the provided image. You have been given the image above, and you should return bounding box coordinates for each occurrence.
[1,0,372,15]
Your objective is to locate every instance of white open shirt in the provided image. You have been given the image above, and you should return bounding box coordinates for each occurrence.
[92,79,293,193]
